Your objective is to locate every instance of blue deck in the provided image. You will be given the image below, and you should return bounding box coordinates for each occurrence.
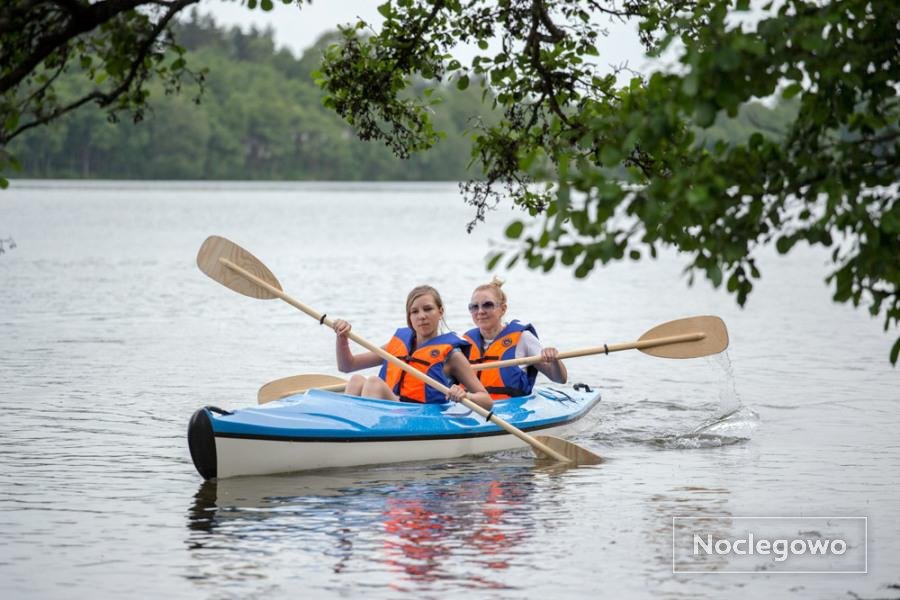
[208,386,601,441]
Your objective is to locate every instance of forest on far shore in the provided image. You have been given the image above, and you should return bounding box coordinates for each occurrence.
[8,11,798,182]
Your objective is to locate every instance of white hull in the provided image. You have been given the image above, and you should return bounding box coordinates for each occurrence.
[214,420,580,479]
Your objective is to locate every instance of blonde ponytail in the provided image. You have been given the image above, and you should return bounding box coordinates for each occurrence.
[473,276,507,305]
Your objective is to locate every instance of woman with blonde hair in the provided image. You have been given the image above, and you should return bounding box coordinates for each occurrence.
[332,285,493,410]
[463,277,566,399]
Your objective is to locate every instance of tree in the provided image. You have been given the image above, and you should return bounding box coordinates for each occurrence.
[4,15,497,181]
[0,0,310,187]
[316,0,900,363]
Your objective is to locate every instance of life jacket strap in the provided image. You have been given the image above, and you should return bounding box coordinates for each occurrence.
[403,356,431,367]
[399,395,425,404]
[485,385,526,397]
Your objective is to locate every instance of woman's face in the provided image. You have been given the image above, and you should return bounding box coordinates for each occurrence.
[469,289,505,333]
[408,293,443,339]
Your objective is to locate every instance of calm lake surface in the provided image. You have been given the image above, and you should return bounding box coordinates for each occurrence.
[1,180,897,599]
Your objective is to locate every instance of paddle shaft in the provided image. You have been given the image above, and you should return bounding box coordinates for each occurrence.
[471,332,705,371]
[316,383,347,392]
[219,258,571,463]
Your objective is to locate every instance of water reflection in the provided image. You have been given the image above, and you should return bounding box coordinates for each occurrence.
[645,485,734,587]
[185,462,540,592]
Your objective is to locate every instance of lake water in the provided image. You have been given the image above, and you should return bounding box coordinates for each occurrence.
[1,180,897,599]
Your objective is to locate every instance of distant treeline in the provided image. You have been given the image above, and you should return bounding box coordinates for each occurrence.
[8,12,797,181]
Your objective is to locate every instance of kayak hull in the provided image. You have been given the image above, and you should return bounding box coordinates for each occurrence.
[188,385,601,479]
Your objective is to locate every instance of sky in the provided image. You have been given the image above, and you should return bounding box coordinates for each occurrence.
[197,0,659,77]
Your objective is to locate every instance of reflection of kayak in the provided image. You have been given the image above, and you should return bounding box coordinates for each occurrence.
[188,385,602,479]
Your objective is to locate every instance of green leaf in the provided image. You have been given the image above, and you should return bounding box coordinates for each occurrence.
[377,2,393,18]
[891,337,900,366]
[456,75,469,91]
[727,271,739,292]
[775,235,797,254]
[709,264,723,287]
[782,83,802,100]
[505,220,524,239]
[486,252,503,270]
[538,230,550,248]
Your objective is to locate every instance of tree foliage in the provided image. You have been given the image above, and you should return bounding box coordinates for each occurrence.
[1,0,205,185]
[317,0,900,363]
[0,0,320,186]
[6,15,489,180]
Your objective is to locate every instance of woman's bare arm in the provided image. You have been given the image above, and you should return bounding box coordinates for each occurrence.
[446,351,494,410]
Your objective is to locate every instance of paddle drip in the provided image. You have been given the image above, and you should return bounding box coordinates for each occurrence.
[712,351,742,417]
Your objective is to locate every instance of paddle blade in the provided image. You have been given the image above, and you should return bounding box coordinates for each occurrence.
[258,374,348,404]
[638,315,728,359]
[197,235,282,299]
[533,435,604,465]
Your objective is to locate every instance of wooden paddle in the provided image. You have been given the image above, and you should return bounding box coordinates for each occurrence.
[257,316,728,403]
[473,315,728,369]
[197,235,601,466]
[257,374,346,403]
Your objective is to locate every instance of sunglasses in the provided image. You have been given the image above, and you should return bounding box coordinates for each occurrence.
[468,301,497,313]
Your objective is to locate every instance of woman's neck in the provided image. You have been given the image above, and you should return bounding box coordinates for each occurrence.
[413,330,438,346]
[480,322,505,340]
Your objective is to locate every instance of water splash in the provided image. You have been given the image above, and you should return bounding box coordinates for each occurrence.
[651,407,760,449]
[650,351,760,449]
[712,351,742,416]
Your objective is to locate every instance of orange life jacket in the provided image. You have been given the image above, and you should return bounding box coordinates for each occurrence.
[378,327,470,403]
[463,320,538,400]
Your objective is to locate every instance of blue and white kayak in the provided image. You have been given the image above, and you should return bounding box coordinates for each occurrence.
[188,385,602,479]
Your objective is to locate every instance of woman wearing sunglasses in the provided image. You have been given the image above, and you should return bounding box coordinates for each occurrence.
[463,277,567,400]
[332,285,494,410]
